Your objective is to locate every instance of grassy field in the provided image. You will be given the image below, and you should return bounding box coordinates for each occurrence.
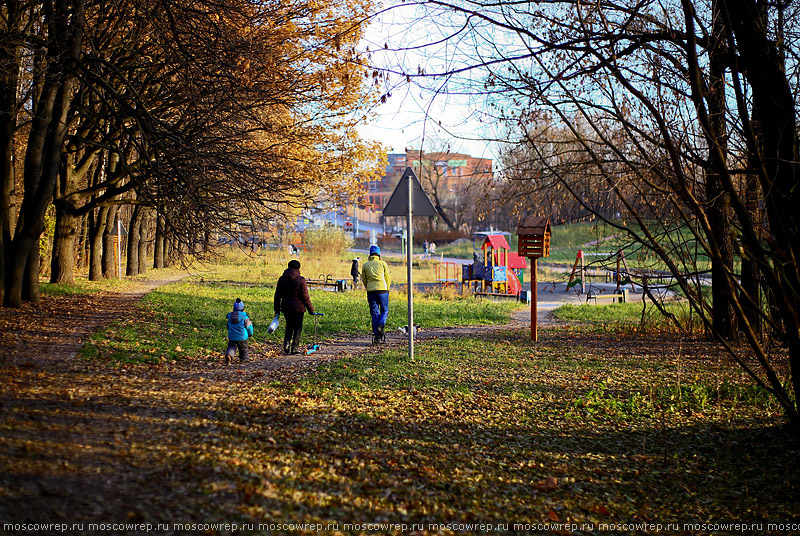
[10,258,797,530]
[553,301,706,334]
[223,332,793,523]
[79,259,521,364]
[134,326,797,529]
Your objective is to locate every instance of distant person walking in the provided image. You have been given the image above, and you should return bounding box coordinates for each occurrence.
[350,257,361,289]
[361,245,391,345]
[274,260,315,355]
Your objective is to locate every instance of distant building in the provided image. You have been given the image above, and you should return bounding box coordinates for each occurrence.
[362,148,493,211]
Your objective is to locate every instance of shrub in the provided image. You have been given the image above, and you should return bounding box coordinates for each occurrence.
[304,226,353,256]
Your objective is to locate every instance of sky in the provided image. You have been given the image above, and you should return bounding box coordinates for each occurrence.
[354,5,503,162]
[355,86,495,158]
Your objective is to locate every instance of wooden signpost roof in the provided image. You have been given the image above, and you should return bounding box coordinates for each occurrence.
[516,216,551,236]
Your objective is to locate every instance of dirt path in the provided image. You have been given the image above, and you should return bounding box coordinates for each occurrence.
[0,275,187,370]
[0,275,568,386]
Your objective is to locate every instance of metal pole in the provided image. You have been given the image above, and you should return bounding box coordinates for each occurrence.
[531,257,538,341]
[407,172,414,360]
[579,249,585,294]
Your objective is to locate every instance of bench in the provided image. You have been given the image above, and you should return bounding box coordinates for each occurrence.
[586,290,627,304]
[475,291,519,299]
[306,276,348,292]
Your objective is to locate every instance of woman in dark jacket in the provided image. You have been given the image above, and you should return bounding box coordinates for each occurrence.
[274,260,315,354]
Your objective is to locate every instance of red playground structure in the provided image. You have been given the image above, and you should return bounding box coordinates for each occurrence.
[461,234,526,297]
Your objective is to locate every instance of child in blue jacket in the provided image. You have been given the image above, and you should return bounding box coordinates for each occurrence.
[225,298,254,364]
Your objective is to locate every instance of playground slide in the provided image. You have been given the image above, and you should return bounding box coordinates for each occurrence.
[507,269,522,296]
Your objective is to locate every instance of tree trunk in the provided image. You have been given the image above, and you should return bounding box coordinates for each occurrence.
[21,244,40,303]
[78,214,89,270]
[726,0,800,421]
[167,233,178,267]
[89,206,107,280]
[0,0,22,306]
[126,205,142,276]
[705,0,736,340]
[153,214,165,269]
[102,205,118,279]
[4,0,85,307]
[741,139,763,338]
[137,210,149,275]
[50,207,79,283]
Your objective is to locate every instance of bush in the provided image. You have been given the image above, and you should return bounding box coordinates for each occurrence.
[304,226,353,256]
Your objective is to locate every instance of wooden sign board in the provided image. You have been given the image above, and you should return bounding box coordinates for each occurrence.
[516,216,551,258]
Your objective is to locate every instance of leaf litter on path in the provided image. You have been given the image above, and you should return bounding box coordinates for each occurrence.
[0,278,798,532]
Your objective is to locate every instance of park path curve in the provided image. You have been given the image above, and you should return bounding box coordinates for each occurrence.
[0,275,580,382]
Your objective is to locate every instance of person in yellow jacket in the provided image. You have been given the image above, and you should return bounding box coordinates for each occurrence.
[361,245,391,344]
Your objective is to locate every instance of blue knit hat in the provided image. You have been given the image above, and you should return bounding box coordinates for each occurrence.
[233,298,244,311]
[369,245,380,256]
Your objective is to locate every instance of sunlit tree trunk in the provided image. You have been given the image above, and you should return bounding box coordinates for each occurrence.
[50,208,79,284]
[88,206,106,280]
[137,210,149,275]
[101,204,118,279]
[5,0,85,307]
[126,204,141,276]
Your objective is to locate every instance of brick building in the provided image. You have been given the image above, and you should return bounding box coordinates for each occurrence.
[363,148,493,212]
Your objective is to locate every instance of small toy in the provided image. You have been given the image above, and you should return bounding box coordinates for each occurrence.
[305,312,324,355]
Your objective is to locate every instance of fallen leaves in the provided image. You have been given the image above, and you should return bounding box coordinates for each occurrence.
[1,283,798,529]
[535,476,559,492]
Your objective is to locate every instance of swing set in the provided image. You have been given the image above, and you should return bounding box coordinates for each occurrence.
[566,249,634,302]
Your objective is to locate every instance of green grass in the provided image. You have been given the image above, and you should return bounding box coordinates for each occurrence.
[552,301,703,333]
[81,268,522,364]
[294,331,781,422]
[40,274,152,296]
[50,255,798,526]
[185,329,794,526]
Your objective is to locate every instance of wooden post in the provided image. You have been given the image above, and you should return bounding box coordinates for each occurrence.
[516,216,552,342]
[531,257,538,341]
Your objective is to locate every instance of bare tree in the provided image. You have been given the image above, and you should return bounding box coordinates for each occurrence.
[374,0,800,422]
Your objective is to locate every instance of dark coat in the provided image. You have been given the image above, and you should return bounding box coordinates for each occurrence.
[274,268,314,314]
[350,259,360,278]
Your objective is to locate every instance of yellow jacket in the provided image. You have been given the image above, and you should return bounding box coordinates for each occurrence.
[361,255,391,292]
